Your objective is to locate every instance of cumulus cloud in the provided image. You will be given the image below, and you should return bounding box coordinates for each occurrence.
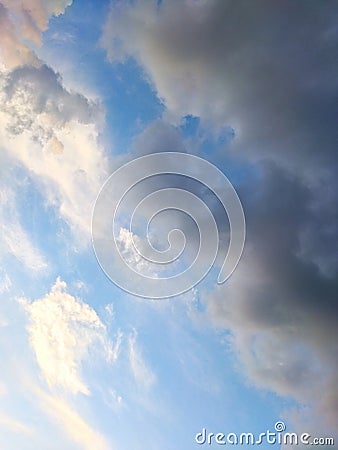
[0,64,107,242]
[20,277,116,395]
[115,227,168,278]
[0,277,114,450]
[102,0,338,439]
[0,0,107,250]
[102,0,338,174]
[0,0,72,69]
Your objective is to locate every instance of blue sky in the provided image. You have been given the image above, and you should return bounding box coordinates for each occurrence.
[0,1,337,449]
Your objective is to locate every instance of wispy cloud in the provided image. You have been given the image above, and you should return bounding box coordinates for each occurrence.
[0,413,35,436]
[128,329,156,389]
[0,271,11,295]
[35,387,111,450]
[0,187,47,272]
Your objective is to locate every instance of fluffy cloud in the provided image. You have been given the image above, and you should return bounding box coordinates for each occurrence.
[0,0,72,69]
[0,0,107,252]
[102,0,337,174]
[20,277,116,395]
[0,277,114,450]
[102,0,338,439]
[115,227,169,278]
[0,64,107,243]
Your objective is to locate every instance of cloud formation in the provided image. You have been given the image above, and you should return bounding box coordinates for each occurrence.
[128,329,156,389]
[0,187,47,272]
[20,277,115,395]
[0,0,108,258]
[102,0,338,438]
[207,163,338,433]
[0,276,115,450]
[0,413,34,436]
[35,387,110,450]
[0,64,107,242]
[0,0,72,69]
[102,0,337,173]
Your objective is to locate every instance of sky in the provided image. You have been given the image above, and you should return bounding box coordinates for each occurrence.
[0,1,337,449]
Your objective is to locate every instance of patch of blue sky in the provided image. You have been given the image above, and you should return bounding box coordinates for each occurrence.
[65,243,291,448]
[62,246,125,312]
[38,0,164,156]
[177,114,258,193]
[178,114,235,147]
[67,285,288,450]
[179,114,201,138]
[5,176,291,449]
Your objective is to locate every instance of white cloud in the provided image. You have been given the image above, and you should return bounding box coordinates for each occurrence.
[0,187,47,272]
[0,0,72,70]
[0,413,35,436]
[0,2,108,249]
[0,282,113,450]
[103,389,124,413]
[35,387,111,450]
[0,64,107,245]
[20,277,115,395]
[128,329,156,389]
[116,227,159,277]
[0,271,11,294]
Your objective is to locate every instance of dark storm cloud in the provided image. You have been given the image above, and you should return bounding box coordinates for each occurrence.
[102,0,338,437]
[207,161,338,437]
[102,0,338,173]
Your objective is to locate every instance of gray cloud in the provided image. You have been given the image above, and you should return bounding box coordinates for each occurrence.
[102,0,338,174]
[1,64,101,138]
[206,162,338,439]
[102,0,338,439]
